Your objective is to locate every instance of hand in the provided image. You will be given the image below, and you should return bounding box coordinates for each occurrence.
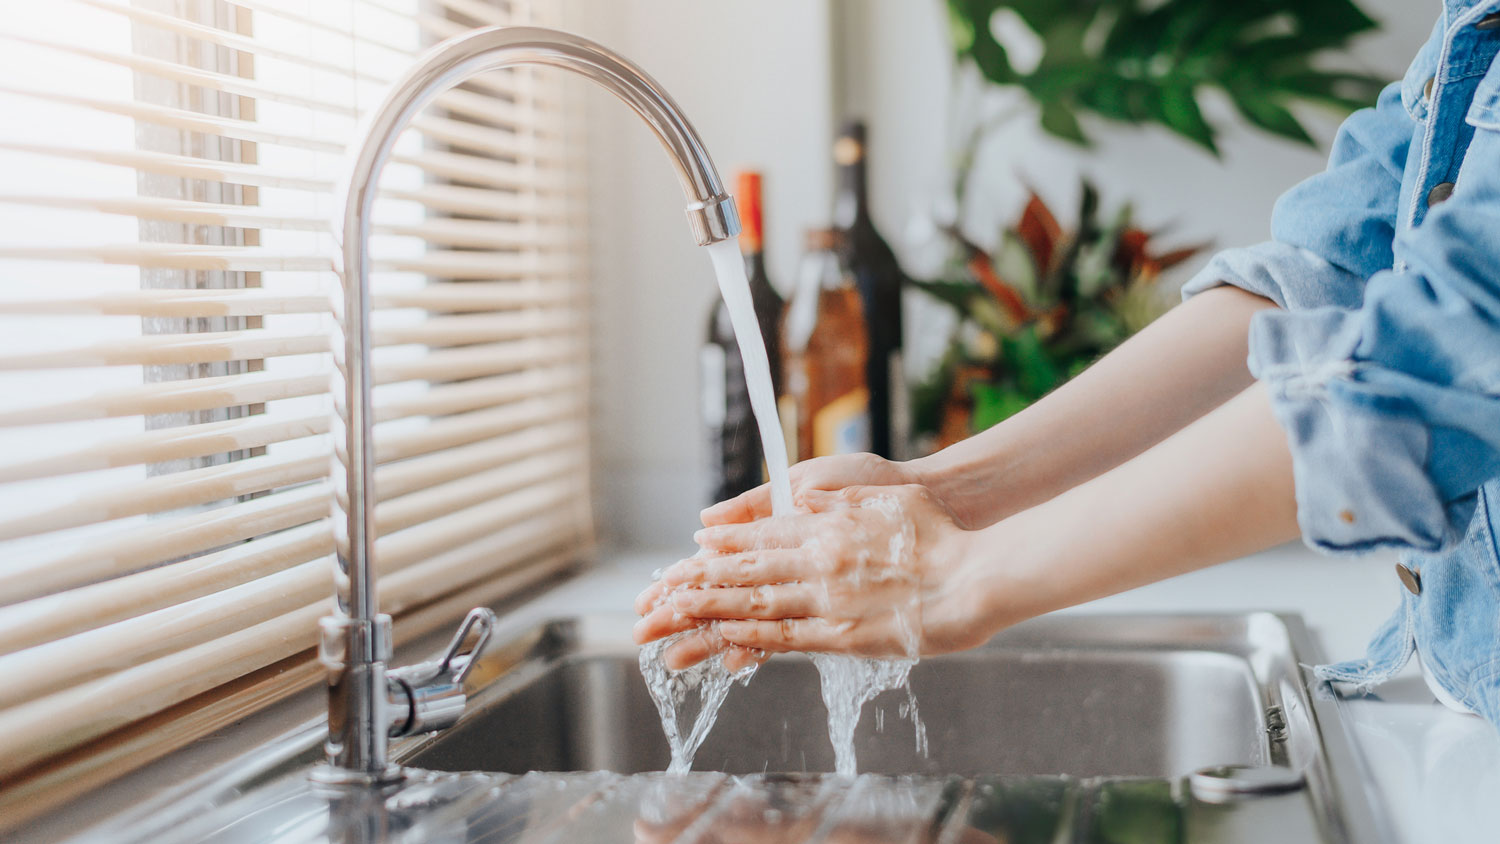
[635,453,931,671]
[699,453,935,528]
[635,484,988,661]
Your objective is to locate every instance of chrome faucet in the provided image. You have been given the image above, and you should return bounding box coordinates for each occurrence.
[319,25,740,785]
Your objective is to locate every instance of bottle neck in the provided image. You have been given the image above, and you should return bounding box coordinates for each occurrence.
[744,248,768,284]
[834,159,869,229]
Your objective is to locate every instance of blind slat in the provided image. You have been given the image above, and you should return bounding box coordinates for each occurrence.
[0,367,582,482]
[0,387,581,541]
[0,470,580,709]
[0,421,583,654]
[0,405,584,602]
[0,280,579,317]
[66,0,554,127]
[0,337,578,426]
[0,311,578,369]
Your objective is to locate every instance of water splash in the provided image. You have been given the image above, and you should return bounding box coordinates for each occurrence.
[808,495,927,777]
[640,244,926,776]
[639,610,757,773]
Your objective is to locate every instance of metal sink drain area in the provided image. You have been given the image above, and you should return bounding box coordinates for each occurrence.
[91,612,1388,843]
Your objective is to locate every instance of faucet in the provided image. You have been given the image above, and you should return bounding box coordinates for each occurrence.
[319,25,740,785]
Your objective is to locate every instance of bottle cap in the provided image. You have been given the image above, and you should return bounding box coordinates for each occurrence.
[834,120,866,166]
[735,170,764,253]
[804,227,840,252]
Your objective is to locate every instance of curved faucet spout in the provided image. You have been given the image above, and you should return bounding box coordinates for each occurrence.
[320,26,740,784]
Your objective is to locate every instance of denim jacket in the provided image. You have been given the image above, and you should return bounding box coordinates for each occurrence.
[1182,1,1500,726]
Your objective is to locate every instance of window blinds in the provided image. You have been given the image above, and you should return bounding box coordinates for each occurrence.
[0,0,592,784]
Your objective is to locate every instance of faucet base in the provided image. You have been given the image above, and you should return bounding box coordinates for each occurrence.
[309,762,406,789]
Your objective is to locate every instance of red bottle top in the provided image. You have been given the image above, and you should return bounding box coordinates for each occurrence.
[736,170,764,255]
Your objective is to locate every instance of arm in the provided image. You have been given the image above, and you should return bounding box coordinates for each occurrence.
[704,284,1275,530]
[643,383,1297,657]
[914,285,1273,528]
[922,81,1413,530]
[704,82,1412,531]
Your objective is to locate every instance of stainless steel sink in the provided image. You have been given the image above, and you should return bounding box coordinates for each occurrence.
[77,611,1390,844]
[394,614,1272,778]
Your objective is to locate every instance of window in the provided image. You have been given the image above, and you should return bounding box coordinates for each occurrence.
[0,0,591,811]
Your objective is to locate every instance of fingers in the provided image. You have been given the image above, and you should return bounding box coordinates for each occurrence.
[694,512,820,552]
[722,645,769,673]
[717,618,850,654]
[659,550,812,589]
[632,603,701,644]
[661,627,720,670]
[700,483,775,527]
[800,483,928,513]
[660,629,767,672]
[669,583,824,620]
[634,580,671,615]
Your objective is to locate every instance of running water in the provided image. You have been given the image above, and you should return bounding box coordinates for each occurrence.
[640,239,924,776]
[704,241,794,515]
[639,241,793,773]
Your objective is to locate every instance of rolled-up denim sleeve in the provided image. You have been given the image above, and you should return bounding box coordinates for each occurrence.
[1182,82,1411,310]
[1250,124,1500,554]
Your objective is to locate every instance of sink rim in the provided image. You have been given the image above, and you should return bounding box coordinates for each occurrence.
[67,611,1395,844]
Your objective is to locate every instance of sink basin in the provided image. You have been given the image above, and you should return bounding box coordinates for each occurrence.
[80,612,1391,844]
[396,614,1273,778]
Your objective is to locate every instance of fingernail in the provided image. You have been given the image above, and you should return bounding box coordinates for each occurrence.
[720,621,747,637]
[669,592,694,612]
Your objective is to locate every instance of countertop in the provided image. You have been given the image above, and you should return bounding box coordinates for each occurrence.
[536,543,1499,844]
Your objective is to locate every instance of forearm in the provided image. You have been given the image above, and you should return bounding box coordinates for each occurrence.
[964,382,1299,633]
[914,285,1276,528]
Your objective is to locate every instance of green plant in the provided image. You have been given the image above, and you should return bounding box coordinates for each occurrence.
[911,183,1203,444]
[945,0,1385,152]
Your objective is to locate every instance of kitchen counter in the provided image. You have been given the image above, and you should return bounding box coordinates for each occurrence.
[528,543,1498,844]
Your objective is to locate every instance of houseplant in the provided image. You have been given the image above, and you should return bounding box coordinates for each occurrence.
[912,0,1385,448]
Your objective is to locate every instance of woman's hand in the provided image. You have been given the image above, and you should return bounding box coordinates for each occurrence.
[699,453,937,528]
[634,483,989,662]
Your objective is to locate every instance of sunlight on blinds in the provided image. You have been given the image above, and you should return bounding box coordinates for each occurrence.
[0,0,592,782]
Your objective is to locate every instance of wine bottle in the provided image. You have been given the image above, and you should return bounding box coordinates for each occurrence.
[701,170,784,504]
[782,228,870,461]
[833,120,908,459]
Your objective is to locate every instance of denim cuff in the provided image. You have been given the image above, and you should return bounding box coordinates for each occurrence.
[1181,242,1366,311]
[1248,307,1451,554]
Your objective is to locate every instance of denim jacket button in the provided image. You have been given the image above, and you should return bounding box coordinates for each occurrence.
[1477,12,1500,31]
[1428,182,1456,206]
[1424,76,1436,100]
[1396,562,1422,595]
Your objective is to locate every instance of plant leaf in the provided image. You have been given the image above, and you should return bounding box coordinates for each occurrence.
[1039,99,1089,144]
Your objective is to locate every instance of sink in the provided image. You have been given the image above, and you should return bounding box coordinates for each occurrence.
[395,614,1273,778]
[78,612,1391,844]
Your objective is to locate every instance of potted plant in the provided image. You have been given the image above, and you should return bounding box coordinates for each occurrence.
[912,0,1385,449]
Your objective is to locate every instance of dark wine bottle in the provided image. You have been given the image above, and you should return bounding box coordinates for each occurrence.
[702,170,785,504]
[832,120,907,459]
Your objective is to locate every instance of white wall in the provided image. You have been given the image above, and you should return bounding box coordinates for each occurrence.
[567,1,836,550]
[833,0,1434,270]
[578,0,1436,552]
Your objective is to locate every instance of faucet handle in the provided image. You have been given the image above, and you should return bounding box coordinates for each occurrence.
[435,607,496,685]
[386,607,496,738]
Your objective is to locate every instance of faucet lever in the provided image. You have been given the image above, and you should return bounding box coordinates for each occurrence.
[434,607,496,685]
[386,608,496,738]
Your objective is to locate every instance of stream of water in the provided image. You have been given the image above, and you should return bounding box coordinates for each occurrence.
[639,239,924,777]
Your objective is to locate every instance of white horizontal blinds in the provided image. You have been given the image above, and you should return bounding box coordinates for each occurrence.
[0,0,591,779]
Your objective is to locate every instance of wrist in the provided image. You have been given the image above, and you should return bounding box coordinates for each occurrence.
[908,434,1024,529]
[966,507,1060,636]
